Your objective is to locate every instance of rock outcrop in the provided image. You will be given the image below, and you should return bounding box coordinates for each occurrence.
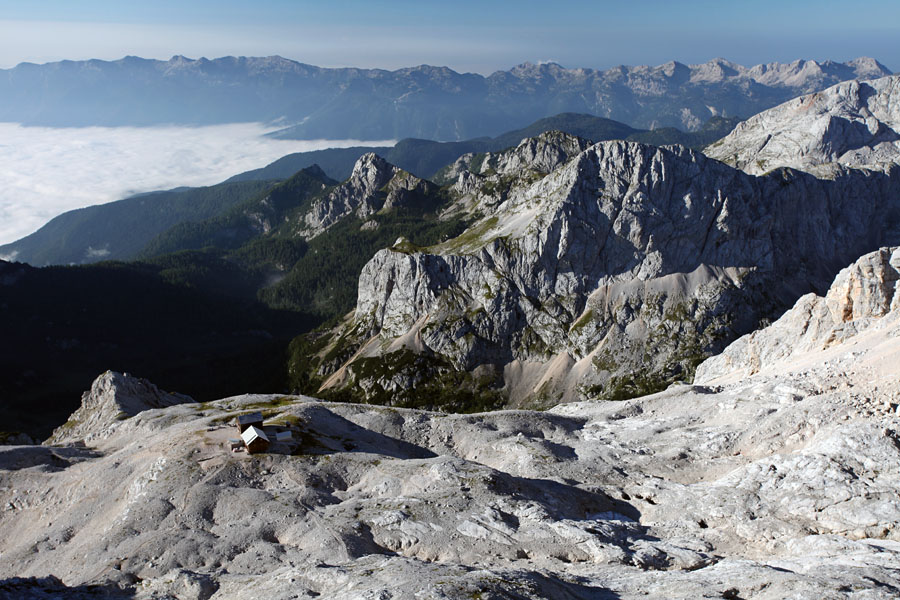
[696,246,900,383]
[706,75,900,176]
[313,133,900,406]
[47,371,195,445]
[297,153,437,238]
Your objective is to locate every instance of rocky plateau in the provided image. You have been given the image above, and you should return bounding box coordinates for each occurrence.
[2,246,900,598]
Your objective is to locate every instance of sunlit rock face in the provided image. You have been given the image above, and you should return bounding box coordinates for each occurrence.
[297,153,436,239]
[46,370,195,445]
[706,75,900,177]
[696,246,900,383]
[319,131,900,406]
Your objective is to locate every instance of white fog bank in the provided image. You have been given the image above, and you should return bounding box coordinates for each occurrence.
[0,122,394,245]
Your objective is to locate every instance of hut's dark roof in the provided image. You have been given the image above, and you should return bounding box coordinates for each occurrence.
[237,412,264,425]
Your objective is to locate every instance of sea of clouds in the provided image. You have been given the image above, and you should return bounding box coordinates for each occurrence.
[0,122,394,246]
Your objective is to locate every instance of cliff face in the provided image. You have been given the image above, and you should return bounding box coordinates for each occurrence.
[696,246,900,383]
[312,133,900,406]
[706,75,900,177]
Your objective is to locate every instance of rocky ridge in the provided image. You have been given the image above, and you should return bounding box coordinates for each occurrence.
[1,248,899,598]
[706,75,900,176]
[47,371,195,445]
[309,132,900,407]
[296,153,438,239]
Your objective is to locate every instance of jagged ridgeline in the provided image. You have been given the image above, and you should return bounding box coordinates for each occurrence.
[131,154,471,316]
[0,111,742,269]
[289,131,900,409]
[707,76,900,177]
[0,55,890,137]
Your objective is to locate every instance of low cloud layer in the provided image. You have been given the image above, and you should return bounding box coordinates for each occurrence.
[0,122,393,245]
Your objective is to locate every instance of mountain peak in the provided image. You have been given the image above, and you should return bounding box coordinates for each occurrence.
[848,56,893,77]
[510,61,565,75]
[298,153,433,238]
[298,163,330,181]
[350,152,397,188]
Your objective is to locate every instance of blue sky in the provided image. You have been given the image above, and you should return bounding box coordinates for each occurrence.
[0,0,897,72]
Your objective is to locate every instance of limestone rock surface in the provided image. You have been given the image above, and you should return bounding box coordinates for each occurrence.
[706,75,900,176]
[696,246,900,383]
[320,134,900,406]
[298,153,436,238]
[3,273,900,597]
[47,370,195,445]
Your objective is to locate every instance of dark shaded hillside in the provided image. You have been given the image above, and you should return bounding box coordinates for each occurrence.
[0,259,315,439]
[139,166,470,319]
[258,211,469,316]
[142,166,337,258]
[0,180,275,267]
[0,161,471,438]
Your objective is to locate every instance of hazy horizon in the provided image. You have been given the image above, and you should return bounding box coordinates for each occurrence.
[0,52,895,76]
[1,0,897,75]
[1,0,897,247]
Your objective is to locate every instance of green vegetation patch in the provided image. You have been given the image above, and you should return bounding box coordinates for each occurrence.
[316,349,507,414]
[261,199,469,316]
[439,216,500,254]
[242,396,299,411]
[586,371,672,401]
[569,309,595,333]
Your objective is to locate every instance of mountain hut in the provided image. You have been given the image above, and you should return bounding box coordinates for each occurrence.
[236,411,264,433]
[240,425,270,454]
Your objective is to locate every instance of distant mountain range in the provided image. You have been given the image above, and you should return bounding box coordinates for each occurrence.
[0,55,891,139]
